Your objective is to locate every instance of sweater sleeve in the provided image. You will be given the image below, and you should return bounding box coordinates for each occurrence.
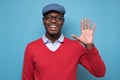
[22,44,34,80]
[79,46,106,77]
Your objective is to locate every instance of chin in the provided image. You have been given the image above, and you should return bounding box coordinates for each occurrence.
[47,31,60,36]
[49,31,58,34]
[49,33,58,36]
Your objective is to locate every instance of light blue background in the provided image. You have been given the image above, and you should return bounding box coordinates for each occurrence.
[0,0,119,80]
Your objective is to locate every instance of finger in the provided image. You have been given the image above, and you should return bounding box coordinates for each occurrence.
[81,18,86,30]
[83,18,88,30]
[83,18,87,29]
[80,19,84,30]
[84,18,87,23]
[92,23,96,31]
[88,19,92,30]
[71,34,80,41]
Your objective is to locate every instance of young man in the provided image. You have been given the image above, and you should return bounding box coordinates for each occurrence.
[22,3,106,80]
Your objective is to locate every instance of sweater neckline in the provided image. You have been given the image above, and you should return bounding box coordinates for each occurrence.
[41,37,66,53]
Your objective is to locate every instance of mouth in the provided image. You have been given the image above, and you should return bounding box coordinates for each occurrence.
[49,25,57,30]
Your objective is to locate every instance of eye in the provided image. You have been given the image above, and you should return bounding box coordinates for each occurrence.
[44,15,64,22]
[56,17,63,21]
[44,16,52,20]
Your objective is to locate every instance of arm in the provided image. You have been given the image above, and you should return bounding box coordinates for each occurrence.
[80,46,106,77]
[72,18,106,77]
[22,44,34,80]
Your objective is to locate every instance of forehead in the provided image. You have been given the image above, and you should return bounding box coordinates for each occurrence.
[44,11,63,16]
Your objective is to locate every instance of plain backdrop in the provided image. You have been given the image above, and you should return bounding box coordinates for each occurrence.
[0,0,119,80]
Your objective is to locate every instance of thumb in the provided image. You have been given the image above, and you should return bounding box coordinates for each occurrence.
[71,34,80,41]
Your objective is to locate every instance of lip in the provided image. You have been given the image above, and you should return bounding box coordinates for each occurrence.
[49,25,57,30]
[50,25,57,28]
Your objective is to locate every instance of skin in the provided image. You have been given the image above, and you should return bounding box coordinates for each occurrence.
[43,11,96,48]
[72,18,96,48]
[43,11,64,43]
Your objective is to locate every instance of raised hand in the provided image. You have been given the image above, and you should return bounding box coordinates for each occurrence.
[71,18,96,48]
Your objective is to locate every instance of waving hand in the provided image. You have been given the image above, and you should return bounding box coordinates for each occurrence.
[72,18,96,48]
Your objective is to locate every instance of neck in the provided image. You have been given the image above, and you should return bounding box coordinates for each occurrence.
[45,33,61,43]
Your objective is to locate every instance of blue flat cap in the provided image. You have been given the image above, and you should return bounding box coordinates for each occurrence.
[42,3,65,16]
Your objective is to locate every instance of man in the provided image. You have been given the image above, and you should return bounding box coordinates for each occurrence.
[22,3,106,80]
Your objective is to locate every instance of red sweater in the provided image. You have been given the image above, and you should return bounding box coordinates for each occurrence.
[22,37,106,80]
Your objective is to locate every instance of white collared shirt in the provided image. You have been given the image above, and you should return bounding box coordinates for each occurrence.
[42,34,64,51]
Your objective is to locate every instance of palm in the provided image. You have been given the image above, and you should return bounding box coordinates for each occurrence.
[72,18,96,45]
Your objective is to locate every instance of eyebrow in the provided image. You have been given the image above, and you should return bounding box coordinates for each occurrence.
[45,14,64,18]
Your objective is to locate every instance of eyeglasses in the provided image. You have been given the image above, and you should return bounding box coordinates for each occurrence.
[43,15,64,22]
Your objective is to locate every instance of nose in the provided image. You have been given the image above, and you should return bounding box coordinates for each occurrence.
[51,18,57,23]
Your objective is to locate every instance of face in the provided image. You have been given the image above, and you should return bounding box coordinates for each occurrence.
[43,11,64,36]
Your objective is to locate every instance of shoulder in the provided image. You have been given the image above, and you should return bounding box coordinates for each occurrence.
[64,37,79,43]
[26,38,43,49]
[64,37,87,52]
[64,37,83,47]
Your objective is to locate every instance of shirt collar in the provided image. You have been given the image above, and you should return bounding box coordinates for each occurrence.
[42,34,64,44]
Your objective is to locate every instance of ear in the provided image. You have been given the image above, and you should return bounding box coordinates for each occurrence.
[42,17,44,20]
[61,18,65,26]
[42,17,45,25]
[63,18,65,21]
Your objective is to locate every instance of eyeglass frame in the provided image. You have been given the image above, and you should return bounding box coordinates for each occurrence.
[43,15,64,22]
